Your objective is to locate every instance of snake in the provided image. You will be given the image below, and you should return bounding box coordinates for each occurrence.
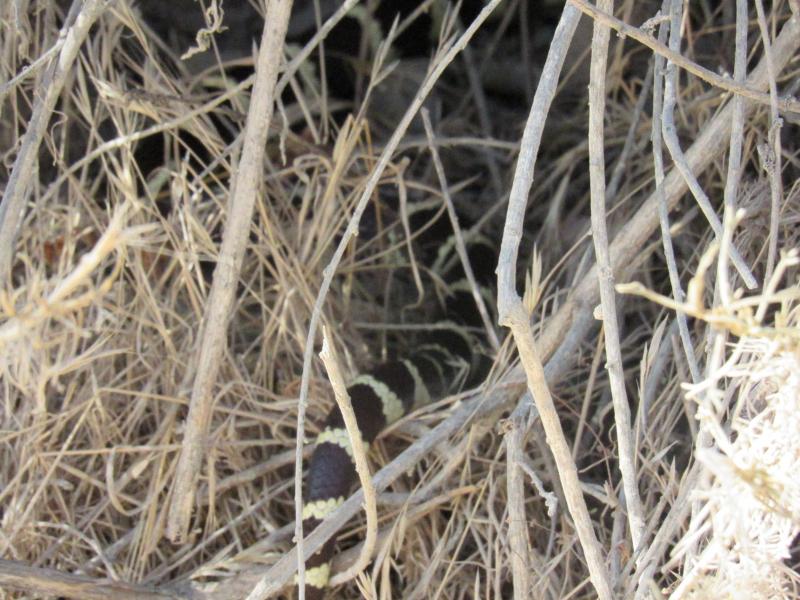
[296,237,494,599]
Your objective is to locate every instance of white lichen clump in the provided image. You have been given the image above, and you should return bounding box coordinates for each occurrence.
[673,335,800,599]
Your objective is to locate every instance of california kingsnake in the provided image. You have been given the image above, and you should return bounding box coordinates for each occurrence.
[297,237,494,598]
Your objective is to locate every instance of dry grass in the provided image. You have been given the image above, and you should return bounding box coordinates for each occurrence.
[0,1,799,599]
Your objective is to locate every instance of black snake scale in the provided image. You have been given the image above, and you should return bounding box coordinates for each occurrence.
[297,246,493,598]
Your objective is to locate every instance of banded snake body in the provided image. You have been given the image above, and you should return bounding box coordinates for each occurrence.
[297,237,494,599]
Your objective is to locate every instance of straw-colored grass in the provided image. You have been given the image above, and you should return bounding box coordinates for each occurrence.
[1,1,799,599]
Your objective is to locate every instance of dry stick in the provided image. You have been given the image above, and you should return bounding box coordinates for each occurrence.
[567,0,800,116]
[166,0,294,543]
[718,0,749,311]
[504,411,534,599]
[286,3,505,599]
[219,12,800,600]
[587,0,646,554]
[661,1,757,290]
[651,0,702,385]
[708,0,752,408]
[421,109,501,352]
[0,0,113,281]
[318,329,378,588]
[495,4,614,599]
[507,313,617,598]
[663,16,721,573]
[754,0,784,283]
[0,558,189,600]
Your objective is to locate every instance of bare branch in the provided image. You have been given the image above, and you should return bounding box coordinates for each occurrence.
[166,0,295,543]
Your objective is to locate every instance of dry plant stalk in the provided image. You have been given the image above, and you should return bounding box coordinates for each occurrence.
[167,0,295,543]
[318,328,378,588]
[497,4,614,599]
[587,0,646,554]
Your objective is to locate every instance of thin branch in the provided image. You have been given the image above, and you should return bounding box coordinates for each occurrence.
[754,0,784,283]
[495,3,614,598]
[708,0,750,408]
[319,329,378,588]
[651,0,701,384]
[166,0,294,543]
[0,558,190,600]
[718,0,750,308]
[587,0,646,553]
[567,0,800,115]
[661,0,757,290]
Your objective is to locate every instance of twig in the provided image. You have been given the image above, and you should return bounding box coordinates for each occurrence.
[0,558,189,600]
[495,3,614,598]
[567,0,800,115]
[318,329,378,588]
[166,0,294,543]
[587,0,646,554]
[503,411,533,599]
[704,0,751,421]
[0,0,114,281]
[421,109,500,352]
[754,0,784,283]
[718,0,750,308]
[661,0,757,290]
[651,0,702,385]
[287,3,504,599]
